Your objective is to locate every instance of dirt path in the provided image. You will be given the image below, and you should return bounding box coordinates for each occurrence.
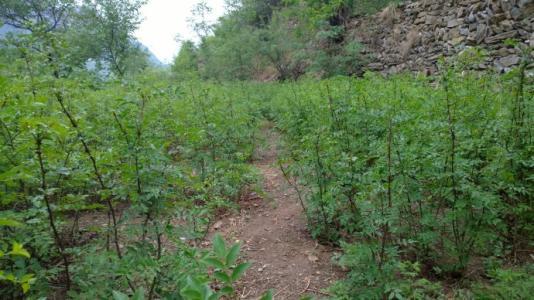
[211,123,342,299]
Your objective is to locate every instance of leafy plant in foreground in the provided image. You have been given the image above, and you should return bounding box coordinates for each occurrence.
[0,220,34,296]
[182,234,251,299]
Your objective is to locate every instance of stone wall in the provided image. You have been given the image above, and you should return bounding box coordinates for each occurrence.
[350,0,533,74]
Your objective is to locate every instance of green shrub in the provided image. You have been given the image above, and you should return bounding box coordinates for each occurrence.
[472,265,534,299]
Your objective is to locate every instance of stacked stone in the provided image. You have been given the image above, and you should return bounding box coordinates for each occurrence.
[354,0,533,74]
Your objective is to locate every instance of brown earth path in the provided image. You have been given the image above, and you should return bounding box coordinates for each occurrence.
[210,123,343,299]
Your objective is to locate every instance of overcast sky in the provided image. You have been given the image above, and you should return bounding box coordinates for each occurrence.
[135,0,226,64]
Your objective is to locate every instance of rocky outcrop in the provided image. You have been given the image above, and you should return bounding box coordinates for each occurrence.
[350,0,533,74]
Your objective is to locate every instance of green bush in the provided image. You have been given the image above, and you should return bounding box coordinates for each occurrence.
[0,29,261,297]
[270,67,533,298]
[472,265,534,299]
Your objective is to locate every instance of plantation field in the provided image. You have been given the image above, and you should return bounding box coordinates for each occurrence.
[1,50,532,298]
[0,2,532,297]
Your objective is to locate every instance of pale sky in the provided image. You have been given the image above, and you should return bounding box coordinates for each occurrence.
[135,0,226,64]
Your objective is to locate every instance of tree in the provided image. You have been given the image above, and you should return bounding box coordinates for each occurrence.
[172,40,199,80]
[198,18,265,81]
[0,0,74,32]
[72,0,147,77]
[188,0,214,40]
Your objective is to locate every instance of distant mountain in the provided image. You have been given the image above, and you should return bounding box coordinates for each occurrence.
[135,41,164,66]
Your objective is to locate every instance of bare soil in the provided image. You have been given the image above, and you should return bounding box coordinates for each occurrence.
[209,123,343,299]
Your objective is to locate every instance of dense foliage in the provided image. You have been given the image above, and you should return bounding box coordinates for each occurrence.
[0,0,154,77]
[266,64,533,298]
[0,16,262,298]
[1,0,533,299]
[173,0,402,81]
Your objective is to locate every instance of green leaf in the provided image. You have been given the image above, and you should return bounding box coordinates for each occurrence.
[21,282,30,294]
[218,286,234,295]
[226,244,240,266]
[203,257,225,269]
[186,276,204,290]
[212,234,226,260]
[181,275,214,300]
[132,287,145,300]
[4,273,16,282]
[112,290,129,300]
[0,218,22,227]
[112,288,145,300]
[213,271,231,284]
[8,242,30,258]
[181,289,202,299]
[20,274,34,283]
[260,290,274,300]
[231,262,251,281]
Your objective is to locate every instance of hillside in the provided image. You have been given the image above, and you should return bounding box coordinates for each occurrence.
[0,1,532,299]
[172,0,533,81]
[352,0,534,74]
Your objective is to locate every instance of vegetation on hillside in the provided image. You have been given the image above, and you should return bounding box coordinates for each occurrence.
[0,0,532,299]
[0,1,261,298]
[0,35,261,298]
[269,67,533,298]
[173,0,403,81]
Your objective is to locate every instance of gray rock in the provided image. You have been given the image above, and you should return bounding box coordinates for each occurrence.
[485,30,518,43]
[450,27,462,39]
[492,24,504,34]
[494,60,508,73]
[447,18,462,27]
[518,0,531,7]
[426,15,438,26]
[348,0,530,75]
[467,12,477,23]
[500,54,521,66]
[497,47,511,56]
[491,13,508,24]
[457,7,467,18]
[518,29,530,38]
[471,23,489,43]
[500,0,514,12]
[415,17,426,25]
[500,19,514,30]
[368,63,385,70]
[451,36,466,45]
[510,6,521,19]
